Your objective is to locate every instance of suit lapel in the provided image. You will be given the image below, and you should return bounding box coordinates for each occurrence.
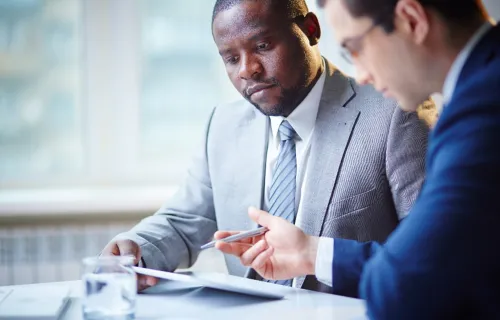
[230,107,269,230]
[295,62,359,288]
[231,107,268,279]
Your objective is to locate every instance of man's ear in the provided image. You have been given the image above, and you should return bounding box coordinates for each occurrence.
[394,0,429,45]
[301,12,321,46]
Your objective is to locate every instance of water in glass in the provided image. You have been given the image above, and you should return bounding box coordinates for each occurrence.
[82,256,137,320]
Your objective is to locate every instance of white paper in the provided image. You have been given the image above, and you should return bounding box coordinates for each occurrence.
[0,284,70,320]
[0,288,12,305]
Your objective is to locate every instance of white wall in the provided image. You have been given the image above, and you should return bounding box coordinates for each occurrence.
[484,0,500,20]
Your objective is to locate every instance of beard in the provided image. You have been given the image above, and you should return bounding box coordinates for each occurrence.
[252,101,286,117]
[244,84,303,117]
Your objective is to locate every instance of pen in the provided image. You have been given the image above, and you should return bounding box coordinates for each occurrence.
[200,226,268,250]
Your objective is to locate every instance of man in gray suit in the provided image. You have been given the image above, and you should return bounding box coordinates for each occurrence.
[102,0,428,293]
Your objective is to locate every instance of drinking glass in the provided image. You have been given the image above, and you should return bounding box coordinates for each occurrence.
[82,256,137,320]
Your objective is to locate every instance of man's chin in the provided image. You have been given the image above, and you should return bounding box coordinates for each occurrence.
[252,103,286,117]
[397,97,421,113]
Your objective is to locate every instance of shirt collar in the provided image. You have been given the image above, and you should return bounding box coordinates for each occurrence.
[269,68,326,147]
[442,23,492,109]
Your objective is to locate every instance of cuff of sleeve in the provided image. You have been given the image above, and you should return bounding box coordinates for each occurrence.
[315,237,334,287]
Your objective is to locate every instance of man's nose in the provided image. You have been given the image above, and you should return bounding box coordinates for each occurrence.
[238,54,262,80]
[354,63,373,86]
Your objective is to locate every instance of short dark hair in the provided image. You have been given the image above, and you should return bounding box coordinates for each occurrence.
[212,0,309,25]
[317,0,484,33]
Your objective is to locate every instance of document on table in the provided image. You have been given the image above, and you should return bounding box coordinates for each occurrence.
[0,289,11,306]
[133,266,285,299]
[0,284,70,320]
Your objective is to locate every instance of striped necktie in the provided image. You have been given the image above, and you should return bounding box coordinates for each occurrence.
[266,120,297,286]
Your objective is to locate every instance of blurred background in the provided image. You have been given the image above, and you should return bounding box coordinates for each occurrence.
[0,0,499,286]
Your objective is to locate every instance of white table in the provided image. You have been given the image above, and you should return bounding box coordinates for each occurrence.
[2,273,367,320]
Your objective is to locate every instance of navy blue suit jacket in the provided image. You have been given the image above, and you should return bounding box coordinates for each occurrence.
[332,24,500,319]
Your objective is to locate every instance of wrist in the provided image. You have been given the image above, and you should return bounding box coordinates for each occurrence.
[303,236,319,275]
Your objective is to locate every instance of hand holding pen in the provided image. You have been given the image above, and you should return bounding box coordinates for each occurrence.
[210,207,320,281]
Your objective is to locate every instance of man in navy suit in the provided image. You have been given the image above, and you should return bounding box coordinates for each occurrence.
[215,0,500,318]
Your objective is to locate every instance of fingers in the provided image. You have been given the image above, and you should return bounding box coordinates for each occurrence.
[101,240,141,265]
[252,246,274,270]
[137,274,159,292]
[100,242,118,256]
[116,240,141,265]
[215,239,270,270]
[248,207,273,228]
[214,231,256,245]
[215,241,252,257]
[240,240,269,267]
[214,231,240,240]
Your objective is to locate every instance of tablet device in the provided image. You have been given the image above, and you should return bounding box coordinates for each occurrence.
[133,267,285,299]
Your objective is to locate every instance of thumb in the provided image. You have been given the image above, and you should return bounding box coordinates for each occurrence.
[117,240,141,265]
[248,206,273,227]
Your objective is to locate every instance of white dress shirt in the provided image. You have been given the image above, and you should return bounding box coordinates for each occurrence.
[263,69,326,287]
[314,22,495,288]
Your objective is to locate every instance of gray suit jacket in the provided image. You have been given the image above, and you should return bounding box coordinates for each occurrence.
[117,61,429,292]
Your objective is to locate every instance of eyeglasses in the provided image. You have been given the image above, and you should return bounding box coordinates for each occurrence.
[340,23,377,64]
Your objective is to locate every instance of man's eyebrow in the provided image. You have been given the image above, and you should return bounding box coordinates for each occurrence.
[217,29,274,55]
[218,48,232,56]
[249,29,273,41]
